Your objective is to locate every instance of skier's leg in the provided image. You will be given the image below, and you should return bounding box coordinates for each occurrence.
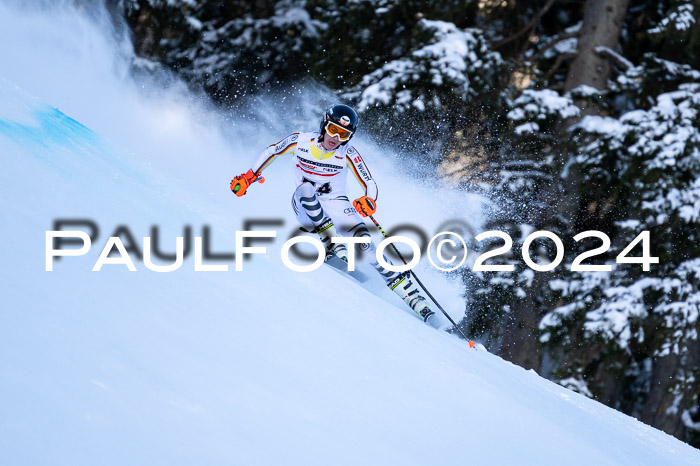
[327,199,397,279]
[325,198,401,282]
[347,222,400,283]
[386,272,437,326]
[291,183,347,260]
[328,198,438,327]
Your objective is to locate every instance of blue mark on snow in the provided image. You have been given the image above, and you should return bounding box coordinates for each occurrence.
[0,103,145,182]
[0,104,99,151]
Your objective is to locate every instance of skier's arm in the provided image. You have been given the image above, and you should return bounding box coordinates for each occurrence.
[346,147,378,201]
[346,147,378,216]
[250,132,299,175]
[231,133,298,196]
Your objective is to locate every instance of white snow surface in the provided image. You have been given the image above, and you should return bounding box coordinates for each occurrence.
[1,2,700,465]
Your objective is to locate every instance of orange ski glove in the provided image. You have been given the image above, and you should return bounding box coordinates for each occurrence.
[353,196,377,217]
[230,169,264,197]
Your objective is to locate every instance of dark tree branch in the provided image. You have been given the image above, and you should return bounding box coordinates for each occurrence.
[543,52,576,85]
[594,46,634,71]
[529,30,581,62]
[494,0,558,49]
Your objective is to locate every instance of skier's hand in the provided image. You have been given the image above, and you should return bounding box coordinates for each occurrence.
[230,169,263,197]
[353,196,377,217]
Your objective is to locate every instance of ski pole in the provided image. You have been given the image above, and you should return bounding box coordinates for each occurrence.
[368,215,476,348]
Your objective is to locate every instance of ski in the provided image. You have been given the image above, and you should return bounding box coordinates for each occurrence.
[324,254,369,283]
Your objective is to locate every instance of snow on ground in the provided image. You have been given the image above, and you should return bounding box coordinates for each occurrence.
[1,2,699,465]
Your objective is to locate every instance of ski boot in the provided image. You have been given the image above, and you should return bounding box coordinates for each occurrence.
[316,219,348,262]
[388,272,439,328]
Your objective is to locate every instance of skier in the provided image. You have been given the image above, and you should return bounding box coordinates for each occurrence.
[230,104,439,328]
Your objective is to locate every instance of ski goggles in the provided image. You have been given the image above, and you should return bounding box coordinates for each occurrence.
[324,121,354,141]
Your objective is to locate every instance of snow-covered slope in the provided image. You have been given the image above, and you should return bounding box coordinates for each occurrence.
[1,2,699,465]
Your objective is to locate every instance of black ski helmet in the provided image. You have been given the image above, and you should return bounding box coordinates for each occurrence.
[319,104,359,144]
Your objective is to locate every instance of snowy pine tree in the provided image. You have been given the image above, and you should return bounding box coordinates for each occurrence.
[122,0,324,101]
[542,79,700,441]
